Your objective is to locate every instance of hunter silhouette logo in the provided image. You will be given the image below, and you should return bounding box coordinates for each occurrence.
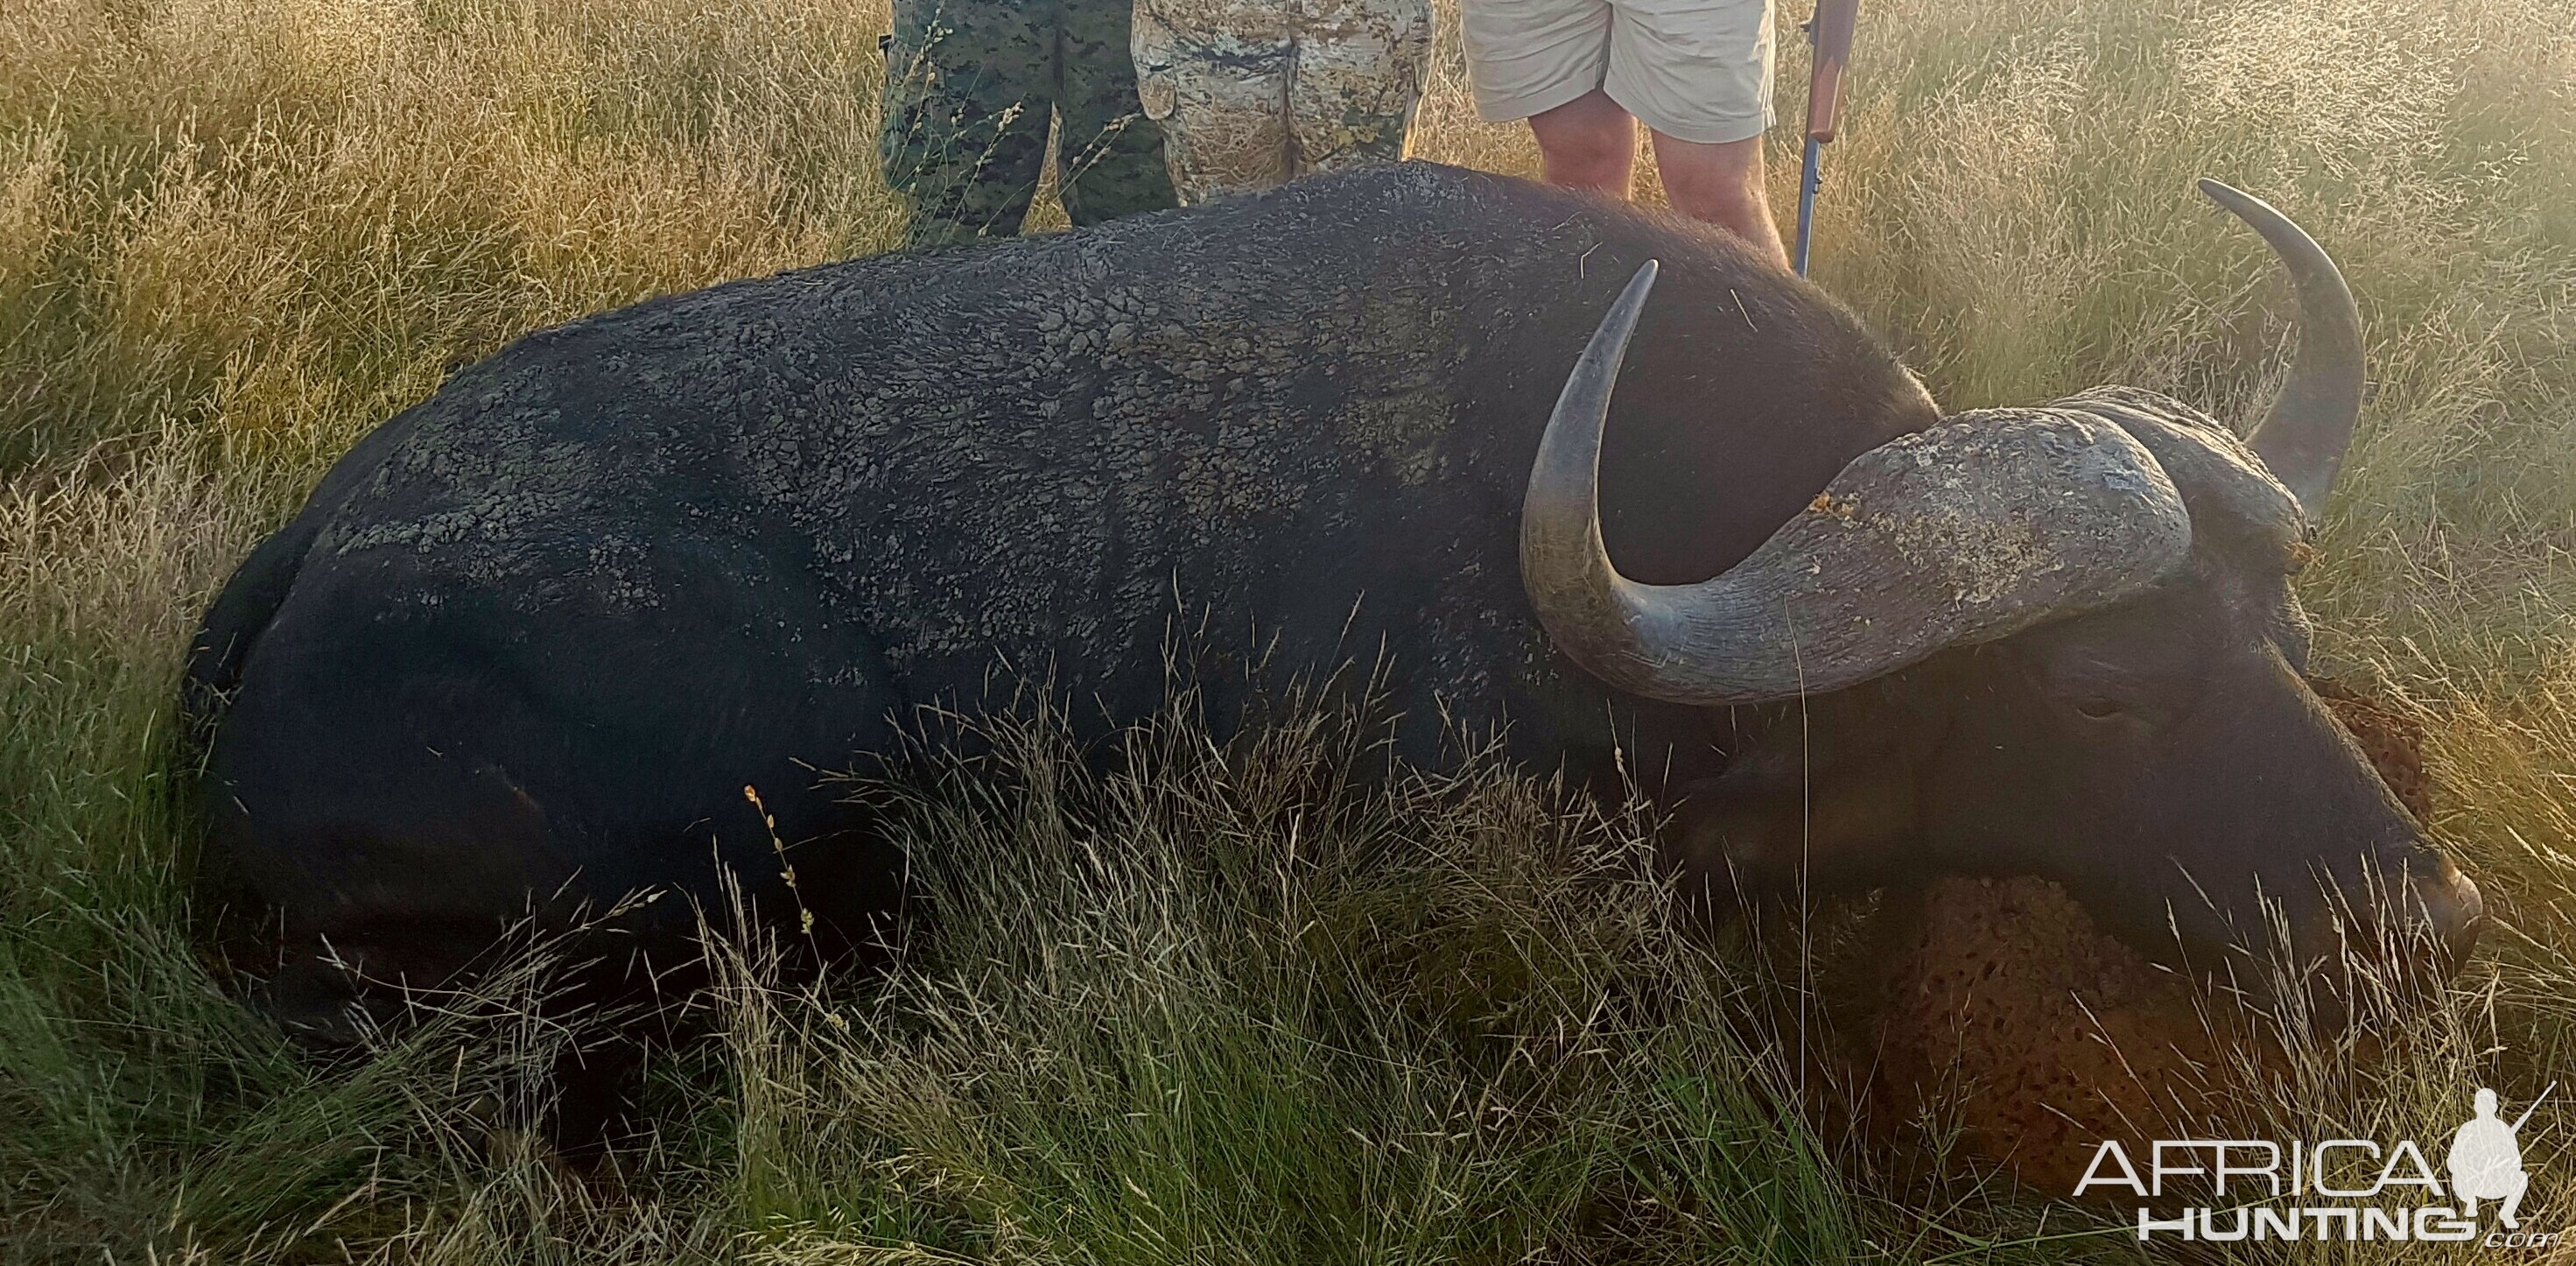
[2075,1082,2558,1246]
[2450,1086,2544,1229]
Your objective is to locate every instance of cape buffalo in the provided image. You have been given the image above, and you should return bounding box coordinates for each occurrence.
[185,163,2479,1127]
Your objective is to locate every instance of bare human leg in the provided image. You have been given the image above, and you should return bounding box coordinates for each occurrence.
[1650,127,1790,270]
[1526,88,1637,199]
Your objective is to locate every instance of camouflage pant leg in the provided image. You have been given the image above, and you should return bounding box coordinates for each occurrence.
[1288,0,1432,172]
[1053,0,1179,225]
[1134,0,1428,204]
[881,0,1057,247]
[1134,0,1294,203]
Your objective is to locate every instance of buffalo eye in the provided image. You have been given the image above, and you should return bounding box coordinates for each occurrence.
[2070,695,2127,721]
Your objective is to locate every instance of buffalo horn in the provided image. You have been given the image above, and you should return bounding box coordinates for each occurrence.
[1520,262,2196,706]
[2198,179,2364,520]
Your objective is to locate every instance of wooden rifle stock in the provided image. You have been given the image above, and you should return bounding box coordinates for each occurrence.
[1804,0,1861,142]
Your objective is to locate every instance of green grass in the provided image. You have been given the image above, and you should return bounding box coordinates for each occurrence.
[4,0,2574,1260]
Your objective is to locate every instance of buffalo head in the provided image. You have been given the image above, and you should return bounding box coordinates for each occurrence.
[1520,180,2481,1017]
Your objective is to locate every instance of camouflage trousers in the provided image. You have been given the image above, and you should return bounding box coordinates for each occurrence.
[1133,0,1433,203]
[881,0,1178,247]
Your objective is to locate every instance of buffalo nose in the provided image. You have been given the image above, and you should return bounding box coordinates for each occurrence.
[2411,864,2486,981]
[2288,856,2484,1033]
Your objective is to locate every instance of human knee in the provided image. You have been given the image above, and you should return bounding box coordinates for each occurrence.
[1529,93,1632,170]
[1535,128,1633,192]
[1666,172,1766,227]
[1554,137,1632,180]
[1657,141,1761,207]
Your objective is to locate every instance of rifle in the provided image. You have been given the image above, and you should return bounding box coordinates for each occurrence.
[2509,1082,2557,1133]
[1793,0,1861,277]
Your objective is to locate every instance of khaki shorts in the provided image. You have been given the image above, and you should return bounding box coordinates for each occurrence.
[1462,0,1775,145]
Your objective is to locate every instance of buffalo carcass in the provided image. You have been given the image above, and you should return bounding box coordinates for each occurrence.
[185,162,2480,1134]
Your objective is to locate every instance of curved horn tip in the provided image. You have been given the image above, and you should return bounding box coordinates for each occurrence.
[1595,260,1661,348]
[1622,258,1660,299]
[2192,177,2366,521]
[1517,258,1665,695]
[1590,260,1660,379]
[2196,176,2254,210]
[1565,260,1664,385]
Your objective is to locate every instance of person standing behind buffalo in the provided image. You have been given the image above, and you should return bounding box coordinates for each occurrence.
[1133,0,1434,203]
[1463,0,1790,269]
[880,0,1178,246]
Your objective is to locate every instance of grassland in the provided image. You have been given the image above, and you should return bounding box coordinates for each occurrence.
[3,0,2573,1260]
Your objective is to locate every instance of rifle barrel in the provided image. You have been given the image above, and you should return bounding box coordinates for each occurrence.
[2509,1081,2557,1133]
[1794,136,1821,276]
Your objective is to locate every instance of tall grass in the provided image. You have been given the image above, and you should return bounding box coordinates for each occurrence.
[2,0,2572,1259]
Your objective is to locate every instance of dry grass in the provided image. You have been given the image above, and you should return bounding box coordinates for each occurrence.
[3,0,2574,1260]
